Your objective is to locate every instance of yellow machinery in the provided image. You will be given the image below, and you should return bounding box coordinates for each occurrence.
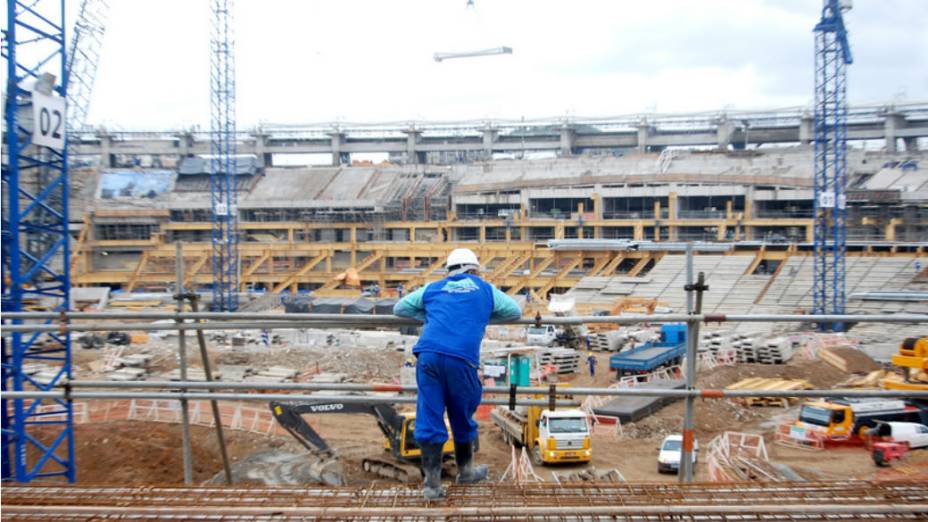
[490,404,592,465]
[270,400,454,484]
[882,337,928,391]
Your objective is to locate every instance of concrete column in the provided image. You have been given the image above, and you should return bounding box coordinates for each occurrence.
[668,192,678,220]
[884,111,906,153]
[176,131,194,159]
[482,126,498,159]
[555,223,565,240]
[653,200,661,220]
[329,132,346,166]
[97,130,115,168]
[633,223,644,240]
[405,128,424,164]
[716,224,727,241]
[559,124,576,157]
[592,188,603,219]
[799,112,814,146]
[726,200,733,220]
[716,115,735,151]
[252,130,272,167]
[636,118,651,153]
[479,225,486,243]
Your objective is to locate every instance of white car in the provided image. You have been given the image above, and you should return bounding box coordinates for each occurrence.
[869,422,928,449]
[657,434,698,474]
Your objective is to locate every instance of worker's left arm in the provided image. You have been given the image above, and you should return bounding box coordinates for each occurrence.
[489,286,522,323]
[393,284,429,322]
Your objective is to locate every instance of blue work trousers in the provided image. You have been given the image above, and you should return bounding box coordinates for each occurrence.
[414,351,482,445]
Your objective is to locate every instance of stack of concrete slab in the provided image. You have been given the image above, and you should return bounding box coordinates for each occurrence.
[701,333,794,365]
[591,379,685,423]
[217,364,254,382]
[536,348,581,374]
[246,366,299,383]
[588,330,624,352]
[163,368,218,381]
[28,365,65,385]
[309,372,347,383]
[115,353,152,368]
[106,367,147,381]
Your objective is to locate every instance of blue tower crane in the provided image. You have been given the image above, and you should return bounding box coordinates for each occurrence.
[2,0,75,482]
[812,0,852,330]
[209,0,239,311]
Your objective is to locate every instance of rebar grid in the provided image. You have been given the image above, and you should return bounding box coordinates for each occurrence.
[3,481,927,521]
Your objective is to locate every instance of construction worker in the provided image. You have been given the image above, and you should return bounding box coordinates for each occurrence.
[394,248,522,499]
[587,352,597,377]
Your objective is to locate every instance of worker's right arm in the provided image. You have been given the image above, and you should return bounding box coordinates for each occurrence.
[393,284,429,322]
[489,286,522,323]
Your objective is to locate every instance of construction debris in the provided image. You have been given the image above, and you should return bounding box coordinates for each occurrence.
[817,346,881,373]
[725,378,812,407]
[550,466,626,483]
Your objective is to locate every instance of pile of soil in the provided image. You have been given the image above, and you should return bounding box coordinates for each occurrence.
[48,421,281,485]
[825,347,881,373]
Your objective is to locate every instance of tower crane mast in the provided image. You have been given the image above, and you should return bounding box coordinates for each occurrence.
[812,0,852,330]
[209,0,239,311]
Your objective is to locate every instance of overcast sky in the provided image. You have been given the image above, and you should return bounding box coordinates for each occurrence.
[84,0,927,130]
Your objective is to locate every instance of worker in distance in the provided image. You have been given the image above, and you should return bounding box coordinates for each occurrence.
[394,248,522,499]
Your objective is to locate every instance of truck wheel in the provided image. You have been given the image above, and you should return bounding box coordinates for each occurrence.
[873,449,888,467]
[532,446,544,466]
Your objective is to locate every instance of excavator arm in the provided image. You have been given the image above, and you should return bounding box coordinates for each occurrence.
[269,399,407,458]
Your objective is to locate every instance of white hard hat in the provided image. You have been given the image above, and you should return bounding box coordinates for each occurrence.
[446,248,480,273]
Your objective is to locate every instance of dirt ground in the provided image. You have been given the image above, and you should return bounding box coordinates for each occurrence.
[50,349,928,486]
[55,327,928,486]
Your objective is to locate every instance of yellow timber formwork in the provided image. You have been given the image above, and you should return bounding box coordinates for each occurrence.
[74,213,926,301]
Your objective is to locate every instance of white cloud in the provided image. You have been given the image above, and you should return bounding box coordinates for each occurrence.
[83,0,928,129]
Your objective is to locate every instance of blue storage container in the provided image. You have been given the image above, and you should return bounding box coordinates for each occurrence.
[661,323,687,345]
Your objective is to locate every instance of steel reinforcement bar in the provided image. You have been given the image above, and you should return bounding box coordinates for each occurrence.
[3,481,927,520]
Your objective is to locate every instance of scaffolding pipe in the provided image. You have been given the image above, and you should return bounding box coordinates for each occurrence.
[186,293,233,485]
[173,242,194,486]
[3,314,927,334]
[12,385,928,400]
[0,391,578,406]
[4,311,927,325]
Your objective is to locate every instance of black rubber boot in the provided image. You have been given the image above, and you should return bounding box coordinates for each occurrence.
[419,442,447,500]
[454,439,488,484]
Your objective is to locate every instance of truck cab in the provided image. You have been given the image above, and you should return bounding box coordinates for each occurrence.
[491,405,592,466]
[532,410,591,465]
[795,398,926,441]
[526,325,558,347]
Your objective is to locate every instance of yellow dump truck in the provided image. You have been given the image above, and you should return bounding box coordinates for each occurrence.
[491,405,592,465]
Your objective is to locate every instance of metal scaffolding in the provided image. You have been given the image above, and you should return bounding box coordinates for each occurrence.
[209,0,239,311]
[1,0,74,482]
[812,0,852,329]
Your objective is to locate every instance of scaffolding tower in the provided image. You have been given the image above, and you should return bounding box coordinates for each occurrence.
[2,0,75,481]
[812,0,852,330]
[209,0,239,311]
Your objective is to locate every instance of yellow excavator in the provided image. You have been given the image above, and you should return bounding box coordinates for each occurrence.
[882,337,928,392]
[269,399,455,485]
